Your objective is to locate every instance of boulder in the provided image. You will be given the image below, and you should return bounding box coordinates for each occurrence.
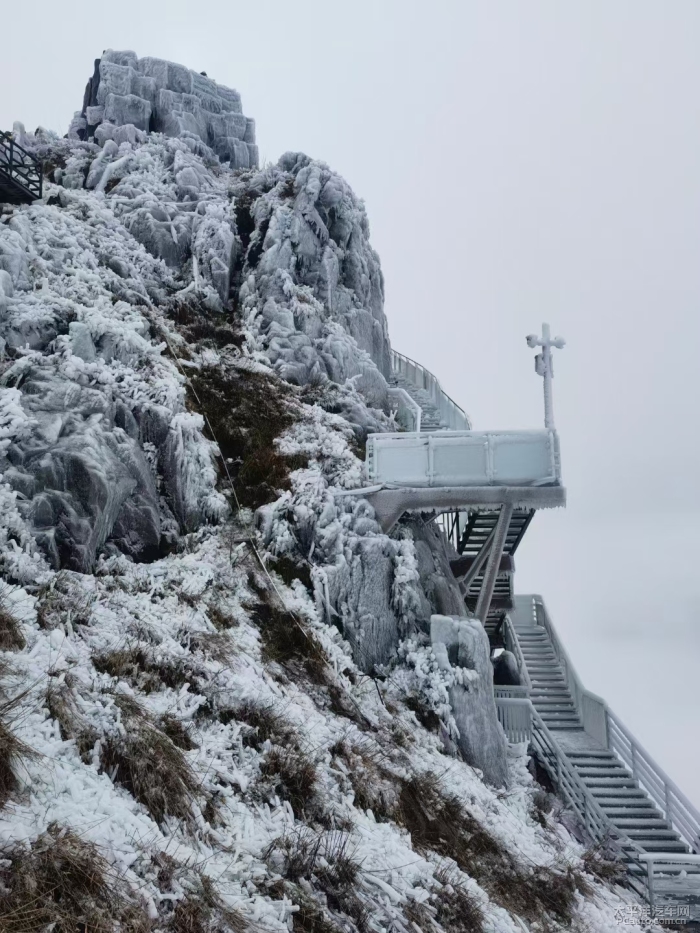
[431,614,509,787]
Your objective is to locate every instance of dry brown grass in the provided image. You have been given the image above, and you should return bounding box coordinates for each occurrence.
[405,866,484,933]
[46,680,99,763]
[0,824,150,932]
[35,570,95,630]
[0,603,25,651]
[404,693,441,733]
[395,773,586,926]
[167,873,247,933]
[93,644,196,694]
[581,839,627,887]
[188,364,307,509]
[260,747,318,818]
[100,697,198,826]
[233,700,299,750]
[249,579,330,687]
[264,830,366,933]
[268,555,314,594]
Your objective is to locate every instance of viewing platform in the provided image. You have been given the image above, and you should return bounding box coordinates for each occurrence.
[0,132,43,205]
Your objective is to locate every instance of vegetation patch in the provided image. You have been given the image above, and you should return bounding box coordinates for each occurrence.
[404,693,441,733]
[0,592,25,652]
[188,365,307,508]
[35,570,95,630]
[100,697,198,826]
[0,824,149,932]
[264,830,366,933]
[171,296,244,351]
[395,773,586,926]
[0,705,32,809]
[46,680,99,763]
[166,873,247,933]
[269,554,314,594]
[250,579,330,686]
[233,700,299,750]
[93,644,196,693]
[260,747,318,818]
[405,867,484,933]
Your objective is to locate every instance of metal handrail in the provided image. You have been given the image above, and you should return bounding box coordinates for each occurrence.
[0,132,43,199]
[503,613,532,692]
[390,348,472,431]
[523,595,700,855]
[607,711,700,853]
[496,695,649,896]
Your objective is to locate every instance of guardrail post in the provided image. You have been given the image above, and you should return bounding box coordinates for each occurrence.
[647,860,655,908]
[630,743,638,780]
[665,784,672,824]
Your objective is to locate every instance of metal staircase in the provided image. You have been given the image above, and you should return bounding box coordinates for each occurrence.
[500,596,700,911]
[0,132,43,205]
[511,608,688,855]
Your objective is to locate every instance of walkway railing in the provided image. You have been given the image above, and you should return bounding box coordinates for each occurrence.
[391,348,471,431]
[496,696,650,897]
[0,132,43,201]
[518,595,700,855]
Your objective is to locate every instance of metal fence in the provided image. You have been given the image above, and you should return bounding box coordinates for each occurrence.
[391,348,471,431]
[0,132,43,200]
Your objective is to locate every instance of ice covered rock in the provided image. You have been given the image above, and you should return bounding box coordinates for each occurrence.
[79,50,258,169]
[493,649,521,686]
[236,154,392,386]
[431,615,509,787]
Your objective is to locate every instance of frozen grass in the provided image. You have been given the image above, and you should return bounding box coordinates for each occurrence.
[249,578,330,687]
[0,824,149,932]
[396,773,589,926]
[188,364,308,509]
[93,644,196,694]
[100,696,198,826]
[260,747,318,818]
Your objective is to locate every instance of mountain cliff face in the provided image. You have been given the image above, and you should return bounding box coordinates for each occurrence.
[0,51,639,932]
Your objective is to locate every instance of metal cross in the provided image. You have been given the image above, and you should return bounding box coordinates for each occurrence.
[526,323,565,430]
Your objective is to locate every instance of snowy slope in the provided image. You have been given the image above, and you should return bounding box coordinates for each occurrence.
[0,92,653,931]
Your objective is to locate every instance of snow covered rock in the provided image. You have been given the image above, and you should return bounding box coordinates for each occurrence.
[80,50,258,169]
[431,615,509,787]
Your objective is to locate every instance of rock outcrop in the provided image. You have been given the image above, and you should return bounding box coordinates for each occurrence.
[72,49,258,170]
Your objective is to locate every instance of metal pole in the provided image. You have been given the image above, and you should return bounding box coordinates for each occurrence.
[541,322,554,429]
[475,504,513,623]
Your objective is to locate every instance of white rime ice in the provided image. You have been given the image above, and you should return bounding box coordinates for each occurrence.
[0,59,654,932]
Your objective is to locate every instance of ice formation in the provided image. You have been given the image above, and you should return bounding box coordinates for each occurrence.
[0,50,651,932]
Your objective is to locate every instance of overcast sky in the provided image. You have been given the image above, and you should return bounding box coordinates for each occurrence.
[3,1,698,805]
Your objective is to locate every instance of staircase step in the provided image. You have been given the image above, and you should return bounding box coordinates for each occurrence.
[583,777,638,788]
[591,788,650,799]
[613,818,672,829]
[602,806,658,817]
[633,840,689,853]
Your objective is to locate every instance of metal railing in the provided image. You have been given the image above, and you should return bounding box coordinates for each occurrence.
[607,711,700,854]
[496,695,650,897]
[390,348,471,431]
[519,595,700,855]
[503,613,532,692]
[0,132,43,200]
[366,429,561,488]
